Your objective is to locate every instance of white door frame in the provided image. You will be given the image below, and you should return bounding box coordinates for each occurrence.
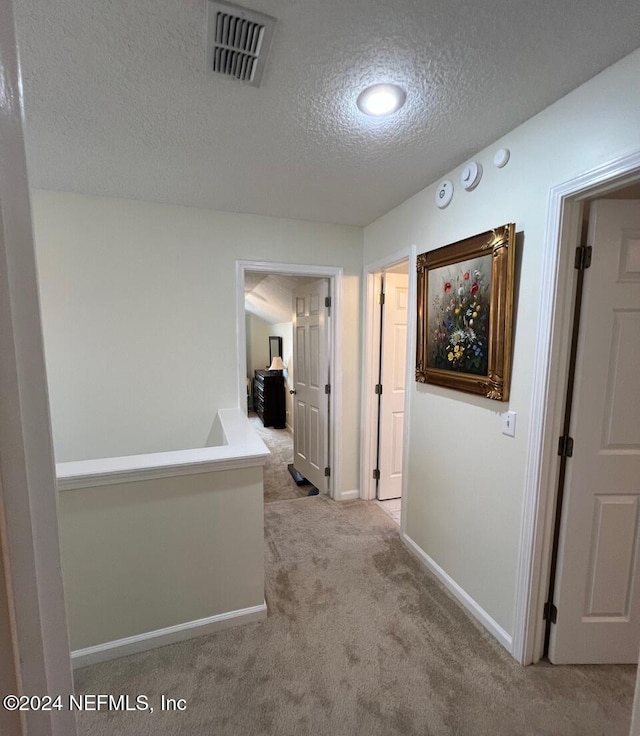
[360,248,416,517]
[236,261,343,499]
[0,2,77,733]
[512,149,640,666]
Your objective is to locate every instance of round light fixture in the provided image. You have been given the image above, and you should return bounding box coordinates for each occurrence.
[356,83,406,117]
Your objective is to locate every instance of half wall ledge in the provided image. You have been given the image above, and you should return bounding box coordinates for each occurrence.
[56,407,270,491]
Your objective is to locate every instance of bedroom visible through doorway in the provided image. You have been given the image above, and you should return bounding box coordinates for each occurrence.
[243,268,333,503]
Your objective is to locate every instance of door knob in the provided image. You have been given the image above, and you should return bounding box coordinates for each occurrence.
[290,389,297,394]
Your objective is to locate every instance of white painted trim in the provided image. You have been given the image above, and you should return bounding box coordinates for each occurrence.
[57,408,269,490]
[0,3,77,732]
[360,247,412,503]
[57,454,266,491]
[237,263,251,416]
[513,148,640,666]
[400,246,418,537]
[330,272,344,500]
[402,532,513,653]
[360,270,382,501]
[71,601,268,669]
[334,488,359,501]
[237,261,343,499]
[364,246,414,275]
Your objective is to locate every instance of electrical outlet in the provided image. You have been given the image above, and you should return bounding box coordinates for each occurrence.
[501,411,516,437]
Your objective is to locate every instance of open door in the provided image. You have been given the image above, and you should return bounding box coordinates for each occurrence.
[549,199,640,664]
[377,272,409,500]
[292,279,329,492]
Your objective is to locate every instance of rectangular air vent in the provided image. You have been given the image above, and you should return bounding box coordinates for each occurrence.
[207,1,276,87]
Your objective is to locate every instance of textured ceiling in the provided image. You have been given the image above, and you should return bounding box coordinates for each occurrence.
[13,0,640,227]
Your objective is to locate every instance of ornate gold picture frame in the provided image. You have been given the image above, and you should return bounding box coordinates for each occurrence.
[416,223,516,400]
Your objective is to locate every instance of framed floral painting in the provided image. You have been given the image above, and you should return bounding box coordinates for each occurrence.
[416,223,516,400]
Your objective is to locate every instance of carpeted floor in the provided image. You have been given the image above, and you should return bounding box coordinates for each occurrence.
[248,414,309,502]
[74,497,636,736]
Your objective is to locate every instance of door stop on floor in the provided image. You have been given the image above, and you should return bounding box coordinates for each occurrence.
[287,463,311,486]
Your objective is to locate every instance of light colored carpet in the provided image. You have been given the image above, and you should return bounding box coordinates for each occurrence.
[248,414,309,503]
[75,498,636,736]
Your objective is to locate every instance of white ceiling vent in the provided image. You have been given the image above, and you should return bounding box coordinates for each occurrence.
[207,1,277,88]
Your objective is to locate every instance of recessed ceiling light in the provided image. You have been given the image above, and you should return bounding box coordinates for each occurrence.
[356,83,406,117]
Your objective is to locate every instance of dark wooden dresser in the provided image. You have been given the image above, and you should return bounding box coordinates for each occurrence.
[254,370,286,429]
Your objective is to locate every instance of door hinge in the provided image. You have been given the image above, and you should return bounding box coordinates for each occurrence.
[324,466,331,477]
[557,435,574,458]
[372,468,380,480]
[574,245,592,270]
[374,384,383,395]
[543,601,558,624]
[325,384,331,395]
[378,292,385,305]
[325,296,331,308]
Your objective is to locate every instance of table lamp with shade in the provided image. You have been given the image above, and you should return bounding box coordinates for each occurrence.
[268,356,285,372]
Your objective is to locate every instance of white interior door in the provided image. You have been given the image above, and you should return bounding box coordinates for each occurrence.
[292,279,329,491]
[377,272,409,501]
[549,199,640,664]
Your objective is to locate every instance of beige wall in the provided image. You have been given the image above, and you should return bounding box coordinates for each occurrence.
[32,193,363,494]
[364,48,640,634]
[245,312,271,376]
[59,467,264,650]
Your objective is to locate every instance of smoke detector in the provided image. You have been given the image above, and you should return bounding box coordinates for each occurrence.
[207,1,277,87]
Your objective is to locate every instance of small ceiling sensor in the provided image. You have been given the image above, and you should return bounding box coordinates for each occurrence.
[461,161,482,191]
[494,148,510,168]
[357,83,406,117]
[435,180,454,209]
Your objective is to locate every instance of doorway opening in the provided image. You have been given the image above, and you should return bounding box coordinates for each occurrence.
[245,271,306,502]
[543,184,640,665]
[361,250,413,527]
[514,150,640,670]
[237,261,343,501]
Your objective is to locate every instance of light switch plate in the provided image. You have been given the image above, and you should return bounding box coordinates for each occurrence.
[501,411,516,437]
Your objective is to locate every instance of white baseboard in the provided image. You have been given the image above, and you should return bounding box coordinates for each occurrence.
[71,601,267,669]
[334,488,359,501]
[401,533,513,654]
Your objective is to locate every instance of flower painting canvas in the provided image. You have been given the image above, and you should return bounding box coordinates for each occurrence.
[427,255,492,376]
[416,224,516,401]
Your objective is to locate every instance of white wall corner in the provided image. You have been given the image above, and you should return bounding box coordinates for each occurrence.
[0,3,77,733]
[399,245,418,539]
[359,270,381,501]
[402,532,513,656]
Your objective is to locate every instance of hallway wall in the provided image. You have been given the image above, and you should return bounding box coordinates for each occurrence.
[32,193,362,495]
[364,48,640,638]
